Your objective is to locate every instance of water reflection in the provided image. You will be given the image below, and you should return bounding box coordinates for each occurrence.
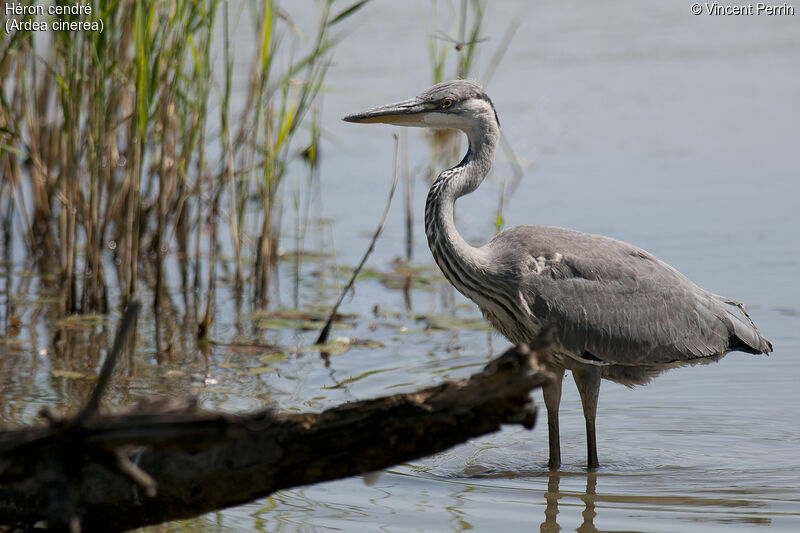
[427,458,778,532]
[234,458,785,532]
[540,471,597,533]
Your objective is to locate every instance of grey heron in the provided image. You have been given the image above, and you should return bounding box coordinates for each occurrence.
[344,79,772,469]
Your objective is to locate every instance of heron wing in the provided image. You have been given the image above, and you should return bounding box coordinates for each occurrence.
[498,226,770,365]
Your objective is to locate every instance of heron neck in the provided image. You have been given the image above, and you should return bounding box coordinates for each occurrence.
[425,124,499,277]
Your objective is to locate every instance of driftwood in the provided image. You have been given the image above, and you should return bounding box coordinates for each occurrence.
[0,303,553,532]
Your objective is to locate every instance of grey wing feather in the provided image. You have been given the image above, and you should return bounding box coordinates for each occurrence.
[493,226,772,365]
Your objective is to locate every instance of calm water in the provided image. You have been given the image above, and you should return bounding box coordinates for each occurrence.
[3,1,800,531]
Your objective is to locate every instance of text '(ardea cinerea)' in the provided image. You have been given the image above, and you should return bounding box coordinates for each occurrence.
[344,80,772,469]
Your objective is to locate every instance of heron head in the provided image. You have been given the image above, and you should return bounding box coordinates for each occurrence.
[343,79,499,132]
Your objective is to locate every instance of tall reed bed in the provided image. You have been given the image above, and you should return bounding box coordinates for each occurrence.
[0,1,368,337]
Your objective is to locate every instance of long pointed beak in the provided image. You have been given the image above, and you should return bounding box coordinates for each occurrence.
[343,97,429,125]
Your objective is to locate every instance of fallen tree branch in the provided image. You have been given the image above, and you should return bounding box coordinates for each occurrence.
[0,336,554,532]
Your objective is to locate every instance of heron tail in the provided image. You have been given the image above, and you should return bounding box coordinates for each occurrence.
[719,298,773,354]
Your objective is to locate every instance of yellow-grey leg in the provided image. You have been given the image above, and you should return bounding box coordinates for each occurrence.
[573,365,602,469]
[542,367,566,469]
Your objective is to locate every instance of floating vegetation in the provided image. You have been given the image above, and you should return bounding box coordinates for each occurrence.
[245,309,357,332]
[276,249,333,263]
[239,366,278,376]
[322,365,401,389]
[413,314,491,332]
[307,337,385,357]
[258,351,289,365]
[336,261,446,292]
[51,369,95,380]
[54,314,116,329]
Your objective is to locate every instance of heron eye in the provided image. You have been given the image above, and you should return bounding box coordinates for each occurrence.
[441,99,453,109]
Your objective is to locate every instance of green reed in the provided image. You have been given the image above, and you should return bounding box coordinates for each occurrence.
[0,0,369,340]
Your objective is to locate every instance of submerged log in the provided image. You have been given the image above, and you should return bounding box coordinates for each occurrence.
[0,307,553,532]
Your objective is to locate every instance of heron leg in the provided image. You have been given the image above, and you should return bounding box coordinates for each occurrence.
[542,367,565,469]
[573,366,601,469]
